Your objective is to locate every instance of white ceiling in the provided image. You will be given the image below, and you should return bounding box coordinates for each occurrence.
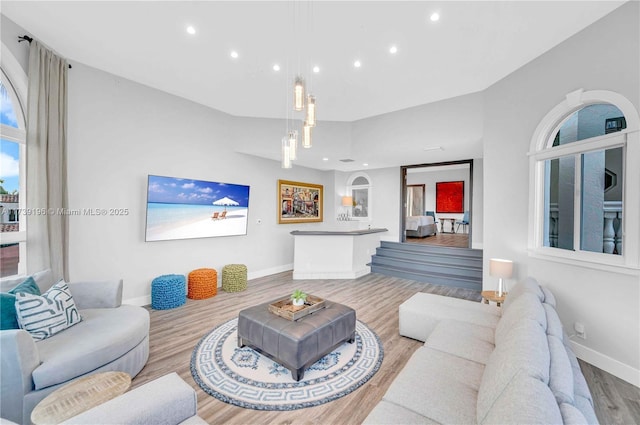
[1,1,624,170]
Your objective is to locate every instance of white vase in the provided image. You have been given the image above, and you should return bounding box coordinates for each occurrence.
[292,298,305,307]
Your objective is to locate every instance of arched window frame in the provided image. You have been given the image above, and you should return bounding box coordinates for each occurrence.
[347,172,372,222]
[528,89,640,272]
[1,42,28,275]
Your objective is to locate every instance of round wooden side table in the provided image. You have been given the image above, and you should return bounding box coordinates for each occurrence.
[30,371,131,425]
[481,290,507,307]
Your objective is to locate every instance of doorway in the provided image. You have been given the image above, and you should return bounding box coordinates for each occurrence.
[400,160,473,248]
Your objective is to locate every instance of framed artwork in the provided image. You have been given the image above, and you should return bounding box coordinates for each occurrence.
[436,181,464,213]
[278,179,323,224]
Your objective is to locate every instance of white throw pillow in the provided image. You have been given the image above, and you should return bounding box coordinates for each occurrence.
[15,280,82,340]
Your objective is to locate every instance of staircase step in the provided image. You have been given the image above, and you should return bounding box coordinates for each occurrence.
[370,241,483,291]
[370,264,482,291]
[370,255,481,278]
[375,247,482,267]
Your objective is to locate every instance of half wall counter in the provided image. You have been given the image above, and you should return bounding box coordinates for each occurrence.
[290,228,388,279]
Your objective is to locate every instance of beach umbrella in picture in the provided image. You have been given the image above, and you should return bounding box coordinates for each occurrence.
[213,196,239,211]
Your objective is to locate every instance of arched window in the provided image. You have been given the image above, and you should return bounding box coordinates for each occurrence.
[347,173,372,221]
[529,89,639,270]
[1,44,28,277]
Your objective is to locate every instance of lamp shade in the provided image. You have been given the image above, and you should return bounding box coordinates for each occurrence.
[342,196,353,207]
[489,258,513,279]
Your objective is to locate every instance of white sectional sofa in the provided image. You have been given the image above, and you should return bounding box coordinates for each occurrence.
[364,278,598,424]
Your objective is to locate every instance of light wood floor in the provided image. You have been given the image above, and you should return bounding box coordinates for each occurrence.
[135,271,640,425]
[406,232,469,248]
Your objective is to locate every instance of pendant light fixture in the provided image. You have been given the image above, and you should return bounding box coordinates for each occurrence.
[288,130,298,160]
[302,121,312,148]
[294,76,305,111]
[282,137,292,169]
[305,94,316,127]
[281,2,317,168]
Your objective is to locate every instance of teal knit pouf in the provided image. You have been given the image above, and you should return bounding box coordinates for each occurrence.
[222,264,247,292]
[151,274,186,309]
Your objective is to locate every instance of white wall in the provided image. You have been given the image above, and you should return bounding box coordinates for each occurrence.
[483,2,639,384]
[66,63,334,304]
[407,167,470,218]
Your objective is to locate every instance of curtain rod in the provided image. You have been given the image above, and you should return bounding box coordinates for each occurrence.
[18,35,72,69]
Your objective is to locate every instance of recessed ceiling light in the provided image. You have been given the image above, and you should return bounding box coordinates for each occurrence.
[186,26,196,35]
[322,157,329,161]
[363,163,369,167]
[430,12,440,22]
[354,60,362,68]
[389,45,398,54]
[230,50,239,59]
[273,64,281,71]
[423,146,443,151]
[313,66,320,73]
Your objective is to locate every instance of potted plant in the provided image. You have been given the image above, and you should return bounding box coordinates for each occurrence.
[290,289,307,307]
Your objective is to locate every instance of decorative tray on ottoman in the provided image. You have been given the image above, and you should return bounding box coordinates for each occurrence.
[268,295,326,321]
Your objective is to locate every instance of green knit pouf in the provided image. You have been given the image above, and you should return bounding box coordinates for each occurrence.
[222,264,247,292]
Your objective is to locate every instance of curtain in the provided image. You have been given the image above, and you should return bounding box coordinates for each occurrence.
[26,40,69,281]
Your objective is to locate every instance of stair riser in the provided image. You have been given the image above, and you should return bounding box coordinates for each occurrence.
[371,257,482,279]
[375,248,482,267]
[379,241,482,258]
[370,266,481,291]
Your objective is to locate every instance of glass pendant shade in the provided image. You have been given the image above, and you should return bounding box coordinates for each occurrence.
[288,130,298,161]
[281,137,292,168]
[294,77,305,111]
[306,95,316,127]
[303,122,312,148]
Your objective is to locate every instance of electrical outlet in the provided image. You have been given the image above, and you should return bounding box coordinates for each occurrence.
[574,322,586,339]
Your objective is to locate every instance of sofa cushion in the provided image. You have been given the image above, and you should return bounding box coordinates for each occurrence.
[477,319,550,422]
[502,277,544,312]
[15,281,82,340]
[560,402,589,424]
[383,346,483,424]
[495,292,546,346]
[363,400,441,425]
[541,286,557,307]
[1,277,41,330]
[480,370,562,425]
[32,305,149,390]
[425,319,495,364]
[548,335,575,404]
[399,292,500,342]
[544,303,564,338]
[574,395,599,425]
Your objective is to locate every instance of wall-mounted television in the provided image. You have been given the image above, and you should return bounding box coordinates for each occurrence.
[145,175,250,242]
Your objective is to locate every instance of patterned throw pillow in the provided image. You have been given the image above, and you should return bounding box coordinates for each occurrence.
[15,281,82,340]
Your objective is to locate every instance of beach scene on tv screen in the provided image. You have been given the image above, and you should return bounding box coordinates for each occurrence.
[145,175,250,242]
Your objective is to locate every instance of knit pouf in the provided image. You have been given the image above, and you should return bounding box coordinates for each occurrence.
[188,268,217,300]
[222,264,248,292]
[151,274,186,310]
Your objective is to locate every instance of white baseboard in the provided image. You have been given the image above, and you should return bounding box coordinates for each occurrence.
[247,263,293,280]
[570,339,640,387]
[472,242,484,250]
[122,264,294,307]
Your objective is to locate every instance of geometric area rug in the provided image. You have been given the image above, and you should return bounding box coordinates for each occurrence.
[191,318,384,410]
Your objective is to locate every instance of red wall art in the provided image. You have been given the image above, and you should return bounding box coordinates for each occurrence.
[436,181,464,213]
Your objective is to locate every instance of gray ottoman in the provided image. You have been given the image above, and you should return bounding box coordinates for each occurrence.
[237,299,356,381]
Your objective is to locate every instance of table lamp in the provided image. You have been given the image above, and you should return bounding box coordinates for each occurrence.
[341,196,353,221]
[489,258,513,297]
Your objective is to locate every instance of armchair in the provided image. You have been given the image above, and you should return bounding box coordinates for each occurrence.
[0,270,149,424]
